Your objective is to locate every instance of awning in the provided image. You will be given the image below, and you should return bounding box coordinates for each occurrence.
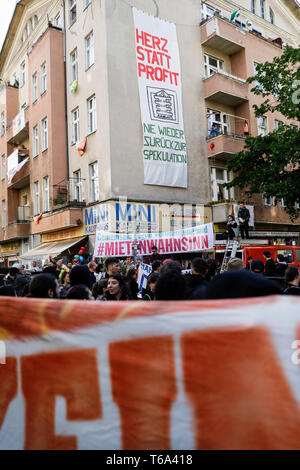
[20,237,87,260]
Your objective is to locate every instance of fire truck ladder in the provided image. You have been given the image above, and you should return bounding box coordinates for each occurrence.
[221,239,240,272]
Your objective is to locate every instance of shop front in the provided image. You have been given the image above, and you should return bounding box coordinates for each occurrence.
[0,241,21,267]
[21,226,87,266]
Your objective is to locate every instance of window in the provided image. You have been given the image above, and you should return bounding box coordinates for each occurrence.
[1,112,5,137]
[277,249,294,263]
[280,198,287,207]
[274,120,283,130]
[85,32,94,69]
[263,194,275,206]
[87,95,97,134]
[1,200,6,228]
[73,170,82,202]
[201,3,215,20]
[71,107,80,144]
[269,8,274,24]
[211,168,233,202]
[32,72,38,103]
[41,117,48,151]
[20,61,26,87]
[70,49,78,82]
[33,181,40,215]
[42,176,50,212]
[257,117,267,136]
[55,13,61,27]
[251,0,256,14]
[89,162,99,203]
[33,125,39,157]
[204,54,224,78]
[70,0,76,26]
[1,155,5,180]
[207,109,228,135]
[253,62,263,91]
[260,0,265,18]
[40,62,47,94]
[23,195,28,206]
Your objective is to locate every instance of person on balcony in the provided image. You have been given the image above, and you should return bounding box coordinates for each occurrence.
[209,124,219,137]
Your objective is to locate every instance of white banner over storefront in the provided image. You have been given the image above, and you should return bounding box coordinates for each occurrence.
[93,223,214,258]
[133,8,187,188]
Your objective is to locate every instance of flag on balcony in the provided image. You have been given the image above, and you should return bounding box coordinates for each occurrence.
[230,9,240,21]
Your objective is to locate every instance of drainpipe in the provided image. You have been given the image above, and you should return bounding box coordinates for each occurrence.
[62,0,70,193]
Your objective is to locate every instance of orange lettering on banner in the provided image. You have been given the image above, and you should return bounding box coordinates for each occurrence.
[109,336,177,450]
[181,327,300,450]
[21,349,102,450]
[0,358,17,429]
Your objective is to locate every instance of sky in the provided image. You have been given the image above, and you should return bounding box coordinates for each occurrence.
[0,0,17,52]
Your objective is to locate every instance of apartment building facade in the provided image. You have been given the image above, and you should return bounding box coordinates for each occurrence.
[0,0,87,266]
[0,0,299,265]
[201,0,300,240]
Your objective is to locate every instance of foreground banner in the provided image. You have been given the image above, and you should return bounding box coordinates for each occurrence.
[1,296,300,450]
[93,223,214,258]
[133,8,187,188]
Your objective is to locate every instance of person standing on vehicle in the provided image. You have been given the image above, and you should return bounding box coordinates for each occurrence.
[238,202,250,239]
[225,215,238,240]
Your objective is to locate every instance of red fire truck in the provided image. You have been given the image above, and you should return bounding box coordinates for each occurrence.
[214,242,300,269]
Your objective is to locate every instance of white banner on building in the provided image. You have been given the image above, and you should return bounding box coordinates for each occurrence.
[133,8,187,188]
[93,223,214,258]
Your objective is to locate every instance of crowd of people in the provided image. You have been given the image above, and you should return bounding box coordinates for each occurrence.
[0,246,299,301]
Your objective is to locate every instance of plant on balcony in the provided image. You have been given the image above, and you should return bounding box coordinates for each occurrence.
[226,46,300,221]
[53,194,67,206]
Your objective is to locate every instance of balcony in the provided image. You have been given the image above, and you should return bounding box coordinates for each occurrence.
[201,17,245,55]
[7,149,30,189]
[6,107,29,145]
[207,133,246,161]
[6,221,31,240]
[203,72,249,106]
[18,206,31,222]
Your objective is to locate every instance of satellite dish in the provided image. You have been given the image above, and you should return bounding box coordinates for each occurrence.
[246,19,253,27]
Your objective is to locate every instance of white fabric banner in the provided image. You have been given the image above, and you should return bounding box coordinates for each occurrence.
[1,296,300,450]
[93,223,214,258]
[133,8,187,188]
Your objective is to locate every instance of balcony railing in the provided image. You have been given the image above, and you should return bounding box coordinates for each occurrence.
[6,107,29,145]
[201,16,245,55]
[7,149,30,187]
[18,206,31,222]
[52,178,87,209]
[203,71,249,106]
